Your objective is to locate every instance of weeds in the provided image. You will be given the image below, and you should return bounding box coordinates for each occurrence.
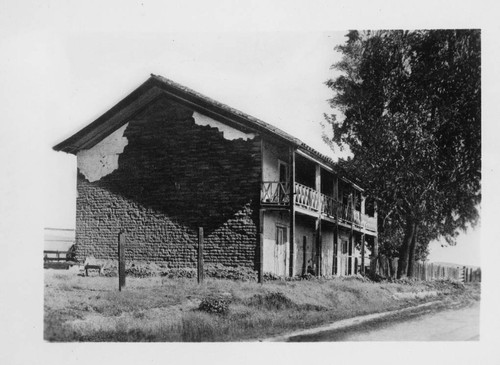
[248,291,296,310]
[44,269,479,342]
[198,297,230,315]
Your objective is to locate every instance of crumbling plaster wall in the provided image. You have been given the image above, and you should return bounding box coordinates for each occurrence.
[77,123,129,183]
[192,111,256,141]
[75,97,262,269]
[262,139,289,182]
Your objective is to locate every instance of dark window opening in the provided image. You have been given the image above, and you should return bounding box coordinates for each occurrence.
[354,191,361,211]
[365,198,375,217]
[342,240,348,254]
[320,168,334,197]
[295,154,316,189]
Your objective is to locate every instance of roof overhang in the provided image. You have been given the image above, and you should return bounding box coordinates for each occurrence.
[53,74,302,154]
[53,74,368,191]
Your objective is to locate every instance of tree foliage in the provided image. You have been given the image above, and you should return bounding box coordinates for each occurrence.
[325,30,481,277]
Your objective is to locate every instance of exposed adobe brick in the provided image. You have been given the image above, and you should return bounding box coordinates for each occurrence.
[75,96,261,269]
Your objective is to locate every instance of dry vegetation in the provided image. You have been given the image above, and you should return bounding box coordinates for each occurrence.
[44,269,479,342]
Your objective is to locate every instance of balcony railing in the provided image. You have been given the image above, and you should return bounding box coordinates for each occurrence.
[294,182,320,211]
[261,181,376,231]
[320,193,337,216]
[261,181,290,205]
[339,201,351,222]
[353,210,361,225]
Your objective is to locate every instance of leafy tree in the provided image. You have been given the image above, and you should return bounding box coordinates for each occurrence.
[325,30,481,278]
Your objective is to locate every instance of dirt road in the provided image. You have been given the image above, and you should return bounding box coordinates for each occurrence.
[290,302,480,341]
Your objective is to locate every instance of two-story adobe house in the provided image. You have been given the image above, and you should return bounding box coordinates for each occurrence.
[53,74,378,279]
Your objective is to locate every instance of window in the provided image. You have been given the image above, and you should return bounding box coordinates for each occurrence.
[365,198,375,217]
[342,239,348,254]
[278,160,289,183]
[276,225,288,245]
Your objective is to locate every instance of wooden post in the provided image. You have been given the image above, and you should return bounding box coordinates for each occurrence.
[316,218,322,276]
[289,148,295,277]
[333,221,338,276]
[258,209,264,284]
[360,233,365,275]
[118,232,126,291]
[198,227,204,284]
[333,175,340,276]
[349,223,354,275]
[370,236,378,276]
[315,164,322,276]
[302,236,307,275]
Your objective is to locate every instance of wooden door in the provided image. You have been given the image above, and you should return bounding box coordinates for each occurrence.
[275,226,288,276]
[339,238,349,275]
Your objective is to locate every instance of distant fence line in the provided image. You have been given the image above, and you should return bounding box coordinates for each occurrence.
[44,227,75,245]
[376,256,481,283]
[44,227,75,232]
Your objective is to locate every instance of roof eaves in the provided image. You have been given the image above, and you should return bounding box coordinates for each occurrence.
[53,74,344,176]
[149,74,303,145]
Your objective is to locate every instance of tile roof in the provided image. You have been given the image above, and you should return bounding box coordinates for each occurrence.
[150,74,339,168]
[54,74,339,170]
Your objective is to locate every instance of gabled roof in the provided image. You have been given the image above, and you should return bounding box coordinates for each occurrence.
[53,74,338,169]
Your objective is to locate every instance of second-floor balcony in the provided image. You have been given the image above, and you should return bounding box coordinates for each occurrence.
[261,181,377,232]
[261,181,290,205]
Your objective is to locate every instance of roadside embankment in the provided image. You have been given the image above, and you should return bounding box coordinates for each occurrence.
[44,269,480,342]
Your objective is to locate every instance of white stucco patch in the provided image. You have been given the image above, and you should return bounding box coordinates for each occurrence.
[192,111,255,141]
[77,123,129,182]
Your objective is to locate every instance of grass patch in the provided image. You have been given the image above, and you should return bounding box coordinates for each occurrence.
[44,269,480,342]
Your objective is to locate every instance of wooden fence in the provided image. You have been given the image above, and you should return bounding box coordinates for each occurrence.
[375,256,481,283]
[412,262,461,281]
[461,266,482,283]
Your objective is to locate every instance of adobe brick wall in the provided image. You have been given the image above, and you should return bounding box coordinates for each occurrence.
[75,96,262,269]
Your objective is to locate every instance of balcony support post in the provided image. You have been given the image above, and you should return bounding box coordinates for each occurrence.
[349,221,354,275]
[361,232,365,275]
[315,164,322,276]
[333,216,339,276]
[289,148,295,277]
[315,218,321,276]
[334,175,339,201]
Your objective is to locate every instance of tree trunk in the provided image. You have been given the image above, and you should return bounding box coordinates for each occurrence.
[397,217,415,279]
[370,236,379,276]
[407,223,419,277]
[388,257,395,278]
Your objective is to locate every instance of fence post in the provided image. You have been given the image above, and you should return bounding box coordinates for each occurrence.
[198,227,204,284]
[118,232,126,291]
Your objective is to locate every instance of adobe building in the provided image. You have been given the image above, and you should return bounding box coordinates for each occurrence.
[54,74,378,278]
